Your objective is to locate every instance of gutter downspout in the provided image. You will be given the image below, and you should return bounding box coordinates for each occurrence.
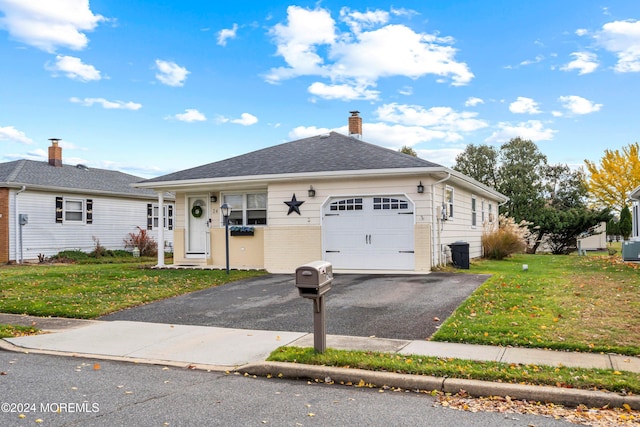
[15,185,26,263]
[156,192,165,268]
[431,174,450,268]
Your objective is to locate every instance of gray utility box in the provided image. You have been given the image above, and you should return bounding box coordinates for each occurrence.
[295,261,333,298]
[622,240,640,261]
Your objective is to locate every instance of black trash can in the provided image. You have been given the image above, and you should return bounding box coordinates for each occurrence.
[449,241,470,269]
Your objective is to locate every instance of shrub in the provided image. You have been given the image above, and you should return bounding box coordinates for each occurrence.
[90,236,108,258]
[123,227,158,257]
[482,215,527,260]
[50,250,88,263]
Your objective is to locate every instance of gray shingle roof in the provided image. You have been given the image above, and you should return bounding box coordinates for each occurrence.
[0,159,161,198]
[143,132,442,183]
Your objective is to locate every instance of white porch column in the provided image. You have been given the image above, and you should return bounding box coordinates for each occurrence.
[157,191,165,268]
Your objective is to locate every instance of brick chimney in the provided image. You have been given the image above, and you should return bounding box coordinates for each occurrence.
[348,111,362,139]
[48,138,62,167]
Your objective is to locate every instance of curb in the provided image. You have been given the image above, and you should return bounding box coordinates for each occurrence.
[238,361,640,410]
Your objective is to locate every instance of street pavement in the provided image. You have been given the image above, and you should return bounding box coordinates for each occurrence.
[2,314,640,410]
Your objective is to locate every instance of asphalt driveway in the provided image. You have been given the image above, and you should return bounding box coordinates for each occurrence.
[99,273,490,340]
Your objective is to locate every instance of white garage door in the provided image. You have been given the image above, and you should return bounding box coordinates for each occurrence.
[323,196,415,270]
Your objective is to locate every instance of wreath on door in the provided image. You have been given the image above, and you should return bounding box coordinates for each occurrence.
[191,205,203,218]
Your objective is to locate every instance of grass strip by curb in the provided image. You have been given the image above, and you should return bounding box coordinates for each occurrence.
[268,346,640,395]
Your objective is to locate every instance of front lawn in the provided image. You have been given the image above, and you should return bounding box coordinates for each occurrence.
[0,263,266,318]
[432,253,640,356]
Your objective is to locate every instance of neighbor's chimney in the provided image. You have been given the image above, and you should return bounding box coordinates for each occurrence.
[48,138,62,167]
[348,110,362,139]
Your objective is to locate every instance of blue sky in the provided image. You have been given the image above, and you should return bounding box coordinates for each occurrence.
[1,1,639,179]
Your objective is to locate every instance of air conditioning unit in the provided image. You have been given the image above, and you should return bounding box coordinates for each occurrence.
[622,241,640,261]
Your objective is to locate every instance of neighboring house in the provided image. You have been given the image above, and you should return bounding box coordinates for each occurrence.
[136,112,508,273]
[0,139,174,263]
[577,222,607,252]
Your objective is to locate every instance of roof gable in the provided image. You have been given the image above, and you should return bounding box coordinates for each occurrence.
[143,132,442,183]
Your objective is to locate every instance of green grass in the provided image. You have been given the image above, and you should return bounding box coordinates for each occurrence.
[268,346,640,394]
[0,324,39,338]
[432,252,640,356]
[0,263,266,318]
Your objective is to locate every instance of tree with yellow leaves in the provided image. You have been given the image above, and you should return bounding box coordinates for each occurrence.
[584,142,640,212]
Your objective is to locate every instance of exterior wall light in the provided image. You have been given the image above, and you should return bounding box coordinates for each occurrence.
[308,186,316,198]
[417,181,424,193]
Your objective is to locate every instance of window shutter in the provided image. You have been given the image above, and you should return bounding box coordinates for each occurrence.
[147,204,153,230]
[56,197,63,223]
[86,199,93,224]
[168,204,173,230]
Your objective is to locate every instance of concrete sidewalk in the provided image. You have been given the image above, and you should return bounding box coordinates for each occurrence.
[2,316,640,409]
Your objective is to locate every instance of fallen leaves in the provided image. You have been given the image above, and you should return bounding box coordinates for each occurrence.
[435,392,640,426]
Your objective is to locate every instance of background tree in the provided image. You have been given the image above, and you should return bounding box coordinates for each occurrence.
[619,205,632,240]
[585,142,640,213]
[399,145,417,157]
[496,137,548,230]
[452,144,499,188]
[453,137,611,254]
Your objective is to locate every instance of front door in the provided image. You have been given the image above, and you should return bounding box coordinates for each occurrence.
[187,196,208,256]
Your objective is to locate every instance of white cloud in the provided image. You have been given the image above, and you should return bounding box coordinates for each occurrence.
[231,113,258,126]
[576,28,589,36]
[594,19,640,72]
[558,95,602,114]
[217,112,258,126]
[376,103,487,135]
[288,126,333,140]
[155,59,189,87]
[291,122,454,147]
[265,5,473,97]
[561,51,599,75]
[217,23,238,46]
[0,125,33,144]
[308,82,379,100]
[415,148,464,167]
[0,0,106,52]
[47,55,101,81]
[519,55,544,66]
[485,120,556,143]
[339,7,389,33]
[464,97,484,107]
[70,97,141,110]
[509,97,541,114]
[398,86,413,96]
[170,109,206,122]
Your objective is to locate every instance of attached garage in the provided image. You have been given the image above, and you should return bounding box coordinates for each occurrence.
[322,195,415,270]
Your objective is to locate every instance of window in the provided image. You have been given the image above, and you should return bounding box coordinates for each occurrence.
[488,203,494,223]
[471,196,477,227]
[223,193,267,225]
[329,198,363,211]
[148,203,174,230]
[481,200,486,224]
[373,197,408,210]
[56,197,92,224]
[445,186,454,219]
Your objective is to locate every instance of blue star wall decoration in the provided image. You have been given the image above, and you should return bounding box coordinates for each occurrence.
[284,193,304,215]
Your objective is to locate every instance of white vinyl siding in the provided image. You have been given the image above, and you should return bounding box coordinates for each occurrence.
[9,190,173,261]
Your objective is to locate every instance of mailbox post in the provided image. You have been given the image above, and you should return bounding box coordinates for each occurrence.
[295,261,333,353]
